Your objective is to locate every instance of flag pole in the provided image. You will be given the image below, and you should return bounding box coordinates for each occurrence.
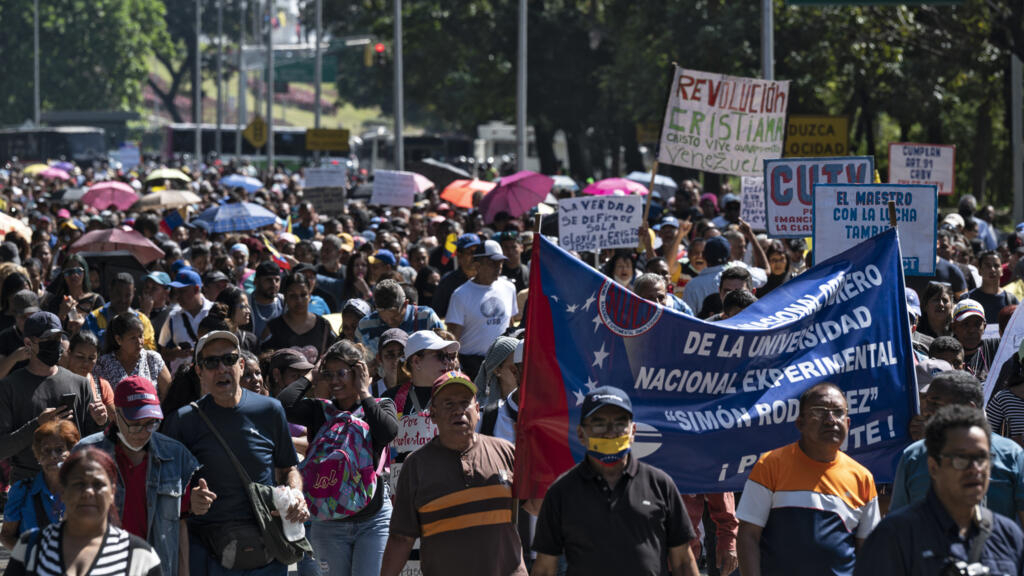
[888,201,897,229]
[643,160,659,222]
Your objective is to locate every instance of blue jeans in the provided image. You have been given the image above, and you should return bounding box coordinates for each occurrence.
[308,498,392,576]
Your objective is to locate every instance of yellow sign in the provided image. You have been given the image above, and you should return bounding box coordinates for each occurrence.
[635,122,660,144]
[783,115,849,157]
[306,129,351,152]
[243,117,268,149]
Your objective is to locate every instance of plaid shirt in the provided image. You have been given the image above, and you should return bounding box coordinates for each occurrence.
[356,304,444,356]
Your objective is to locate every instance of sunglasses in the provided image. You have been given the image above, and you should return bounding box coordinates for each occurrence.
[64,267,84,277]
[198,352,240,370]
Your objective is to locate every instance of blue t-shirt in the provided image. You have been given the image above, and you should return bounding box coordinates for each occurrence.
[3,473,63,534]
[161,389,299,526]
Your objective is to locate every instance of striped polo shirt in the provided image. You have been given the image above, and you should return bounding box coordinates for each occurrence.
[390,434,527,576]
[736,442,880,576]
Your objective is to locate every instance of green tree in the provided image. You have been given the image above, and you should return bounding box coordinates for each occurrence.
[0,0,170,125]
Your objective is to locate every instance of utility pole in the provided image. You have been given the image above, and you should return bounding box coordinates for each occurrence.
[267,0,275,172]
[516,0,526,171]
[393,0,404,171]
[216,0,224,155]
[195,0,203,162]
[236,0,246,155]
[762,0,773,80]
[33,0,40,126]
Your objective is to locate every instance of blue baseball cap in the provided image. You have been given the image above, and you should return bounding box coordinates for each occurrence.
[581,386,633,422]
[146,272,172,286]
[660,216,680,229]
[905,288,921,318]
[169,270,203,288]
[456,233,482,251]
[369,249,397,267]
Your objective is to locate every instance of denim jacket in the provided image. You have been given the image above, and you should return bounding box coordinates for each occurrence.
[76,429,200,576]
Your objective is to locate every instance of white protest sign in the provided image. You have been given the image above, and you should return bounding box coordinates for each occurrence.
[763,156,874,238]
[984,305,1024,403]
[812,183,937,276]
[888,142,956,196]
[370,170,421,207]
[658,66,789,177]
[558,195,643,252]
[304,166,347,189]
[740,176,766,231]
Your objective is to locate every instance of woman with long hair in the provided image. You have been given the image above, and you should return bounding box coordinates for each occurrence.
[40,254,104,326]
[93,314,172,398]
[413,266,441,307]
[277,340,397,575]
[262,272,336,357]
[64,331,115,423]
[918,282,954,338]
[341,251,373,302]
[0,271,31,333]
[4,448,162,576]
[0,421,80,550]
[214,286,259,353]
[758,240,794,296]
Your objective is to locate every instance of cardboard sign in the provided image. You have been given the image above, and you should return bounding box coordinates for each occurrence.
[304,166,347,190]
[370,170,426,207]
[740,176,766,231]
[658,66,790,177]
[558,195,644,252]
[887,142,956,196]
[763,156,874,238]
[812,183,937,276]
[784,116,849,157]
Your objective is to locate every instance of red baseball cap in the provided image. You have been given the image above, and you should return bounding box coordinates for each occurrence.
[114,376,163,421]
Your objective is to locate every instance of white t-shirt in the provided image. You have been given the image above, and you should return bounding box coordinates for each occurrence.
[446,278,518,355]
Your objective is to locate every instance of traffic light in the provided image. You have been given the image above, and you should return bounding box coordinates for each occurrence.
[374,42,387,66]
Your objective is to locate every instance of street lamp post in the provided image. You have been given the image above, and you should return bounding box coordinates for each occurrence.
[393,0,404,171]
[33,0,40,126]
[216,0,224,155]
[516,0,526,171]
[195,0,202,162]
[237,0,246,156]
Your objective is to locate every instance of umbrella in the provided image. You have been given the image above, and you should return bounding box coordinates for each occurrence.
[407,158,470,190]
[132,189,202,211]
[478,171,554,223]
[220,174,264,193]
[51,161,74,172]
[0,212,32,238]
[145,168,191,183]
[550,175,579,191]
[194,201,278,233]
[39,167,71,181]
[440,179,497,209]
[49,187,87,205]
[83,181,139,211]
[69,227,165,265]
[626,171,678,196]
[582,177,649,196]
[23,164,49,176]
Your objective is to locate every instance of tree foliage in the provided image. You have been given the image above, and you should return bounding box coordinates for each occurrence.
[0,0,170,126]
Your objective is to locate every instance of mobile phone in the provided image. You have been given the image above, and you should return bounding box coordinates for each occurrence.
[58,393,76,412]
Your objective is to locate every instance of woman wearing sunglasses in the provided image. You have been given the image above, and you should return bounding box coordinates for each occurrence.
[277,340,398,576]
[40,254,104,330]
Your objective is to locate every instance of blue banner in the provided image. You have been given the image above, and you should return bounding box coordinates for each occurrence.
[519,228,917,494]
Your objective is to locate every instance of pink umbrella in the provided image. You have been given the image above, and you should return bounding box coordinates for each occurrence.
[582,177,649,196]
[69,227,165,265]
[39,167,71,181]
[478,171,554,223]
[83,181,139,211]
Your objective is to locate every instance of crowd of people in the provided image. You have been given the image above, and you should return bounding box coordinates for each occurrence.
[0,157,1022,576]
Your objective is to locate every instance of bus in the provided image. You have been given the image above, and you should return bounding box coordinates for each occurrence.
[0,126,107,165]
[161,123,314,166]
[353,129,473,172]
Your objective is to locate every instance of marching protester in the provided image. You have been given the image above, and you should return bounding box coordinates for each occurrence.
[354,279,443,357]
[94,313,172,397]
[951,300,1000,381]
[371,328,407,397]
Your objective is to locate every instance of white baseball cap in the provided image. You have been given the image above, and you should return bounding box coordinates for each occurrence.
[403,330,460,361]
[474,240,508,261]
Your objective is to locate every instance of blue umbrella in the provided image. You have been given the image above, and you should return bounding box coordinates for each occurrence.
[625,171,678,196]
[220,174,264,193]
[194,202,277,233]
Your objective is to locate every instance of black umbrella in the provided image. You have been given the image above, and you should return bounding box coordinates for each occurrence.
[407,158,470,191]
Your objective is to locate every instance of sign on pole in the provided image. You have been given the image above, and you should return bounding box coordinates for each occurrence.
[306,128,351,152]
[783,116,849,157]
[557,195,644,252]
[658,66,790,177]
[812,183,937,275]
[740,177,766,231]
[763,156,874,238]
[243,116,268,149]
[887,142,955,196]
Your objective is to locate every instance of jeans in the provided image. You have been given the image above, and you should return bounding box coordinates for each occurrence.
[187,529,288,576]
[308,498,392,576]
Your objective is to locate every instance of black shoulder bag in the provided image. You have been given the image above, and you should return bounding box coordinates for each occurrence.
[190,401,312,570]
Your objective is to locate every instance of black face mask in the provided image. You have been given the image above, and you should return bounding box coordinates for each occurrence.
[36,339,63,367]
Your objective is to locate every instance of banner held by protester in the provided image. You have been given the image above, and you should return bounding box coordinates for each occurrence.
[740,176,766,231]
[657,66,790,178]
[515,228,917,497]
[763,156,874,238]
[558,195,643,252]
[887,142,956,196]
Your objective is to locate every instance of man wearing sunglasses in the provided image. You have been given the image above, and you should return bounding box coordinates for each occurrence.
[163,330,309,575]
[855,406,1024,575]
[75,375,200,576]
[737,383,880,576]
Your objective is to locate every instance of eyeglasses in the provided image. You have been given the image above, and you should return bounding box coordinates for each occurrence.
[117,412,160,434]
[804,407,847,421]
[64,267,84,277]
[318,367,351,381]
[429,351,458,364]
[586,421,631,435]
[940,453,990,471]
[198,352,240,370]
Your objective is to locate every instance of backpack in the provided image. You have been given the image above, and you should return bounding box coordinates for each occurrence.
[298,400,382,520]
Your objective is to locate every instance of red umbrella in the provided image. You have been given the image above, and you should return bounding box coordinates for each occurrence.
[440,179,497,209]
[478,171,554,223]
[582,177,649,196]
[69,227,164,265]
[83,181,139,211]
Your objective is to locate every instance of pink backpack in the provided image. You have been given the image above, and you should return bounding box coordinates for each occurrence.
[298,401,385,520]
